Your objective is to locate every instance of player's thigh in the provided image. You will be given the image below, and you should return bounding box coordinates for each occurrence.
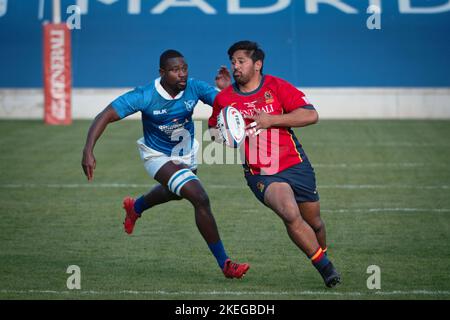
[264,182,301,223]
[154,161,206,202]
[154,161,197,185]
[154,161,189,185]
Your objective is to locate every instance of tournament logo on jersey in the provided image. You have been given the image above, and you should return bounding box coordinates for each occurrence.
[264,91,274,104]
[184,100,195,112]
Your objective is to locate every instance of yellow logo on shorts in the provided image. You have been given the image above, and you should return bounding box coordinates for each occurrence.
[256,181,265,192]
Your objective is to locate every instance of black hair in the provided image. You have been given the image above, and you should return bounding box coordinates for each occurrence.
[227,40,265,73]
[159,49,184,69]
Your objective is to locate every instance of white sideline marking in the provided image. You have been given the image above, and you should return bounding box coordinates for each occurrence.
[0,289,449,297]
[242,208,450,214]
[0,183,449,190]
[322,208,450,213]
[321,184,449,190]
[314,162,429,168]
[309,142,450,147]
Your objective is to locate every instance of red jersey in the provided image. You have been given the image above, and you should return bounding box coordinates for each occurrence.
[209,75,314,175]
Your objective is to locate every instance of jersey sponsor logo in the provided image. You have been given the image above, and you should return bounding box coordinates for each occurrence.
[184,100,195,112]
[158,118,188,136]
[153,109,168,115]
[239,104,275,117]
[243,101,258,109]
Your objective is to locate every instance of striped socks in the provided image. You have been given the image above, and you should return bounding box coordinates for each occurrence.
[310,247,330,272]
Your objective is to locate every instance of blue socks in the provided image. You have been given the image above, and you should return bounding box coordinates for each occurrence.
[133,196,150,216]
[208,240,229,269]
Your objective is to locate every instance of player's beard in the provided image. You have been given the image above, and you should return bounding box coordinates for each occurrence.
[233,72,249,86]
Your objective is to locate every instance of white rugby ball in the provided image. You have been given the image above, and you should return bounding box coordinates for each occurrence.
[217,106,245,148]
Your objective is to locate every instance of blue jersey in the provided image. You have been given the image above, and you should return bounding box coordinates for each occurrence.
[111,77,217,156]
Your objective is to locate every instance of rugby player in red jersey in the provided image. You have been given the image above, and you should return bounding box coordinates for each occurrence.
[209,41,340,287]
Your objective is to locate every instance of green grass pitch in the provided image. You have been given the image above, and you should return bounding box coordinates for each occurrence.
[0,119,449,300]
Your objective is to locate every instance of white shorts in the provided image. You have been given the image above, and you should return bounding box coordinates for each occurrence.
[137,137,199,178]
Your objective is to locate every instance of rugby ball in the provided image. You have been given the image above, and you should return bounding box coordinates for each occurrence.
[217,106,245,148]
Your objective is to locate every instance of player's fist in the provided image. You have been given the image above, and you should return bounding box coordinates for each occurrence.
[215,66,231,90]
[245,109,272,137]
[82,149,96,181]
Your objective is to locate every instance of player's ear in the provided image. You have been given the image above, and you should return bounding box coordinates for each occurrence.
[159,68,165,77]
[255,60,263,73]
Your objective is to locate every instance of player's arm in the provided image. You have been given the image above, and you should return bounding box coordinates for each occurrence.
[82,86,144,180]
[247,80,318,132]
[207,97,224,144]
[246,107,318,132]
[82,105,120,181]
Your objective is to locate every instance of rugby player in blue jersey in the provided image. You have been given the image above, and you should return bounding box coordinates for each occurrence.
[81,50,249,279]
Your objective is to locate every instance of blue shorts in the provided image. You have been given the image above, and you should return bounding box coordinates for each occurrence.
[245,155,319,206]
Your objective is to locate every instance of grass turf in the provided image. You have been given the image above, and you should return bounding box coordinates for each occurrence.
[0,119,449,300]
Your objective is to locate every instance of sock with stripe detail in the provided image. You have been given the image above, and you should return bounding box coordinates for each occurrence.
[310,247,330,272]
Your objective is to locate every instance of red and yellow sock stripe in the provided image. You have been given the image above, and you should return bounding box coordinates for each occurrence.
[310,247,324,264]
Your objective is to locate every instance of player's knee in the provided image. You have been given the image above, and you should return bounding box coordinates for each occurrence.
[190,191,210,209]
[170,193,183,201]
[277,203,301,225]
[312,219,324,233]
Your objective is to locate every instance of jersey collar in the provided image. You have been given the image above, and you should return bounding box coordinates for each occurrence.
[155,77,184,100]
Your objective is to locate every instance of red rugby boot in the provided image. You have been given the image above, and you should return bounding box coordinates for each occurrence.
[123,197,140,234]
[222,259,250,279]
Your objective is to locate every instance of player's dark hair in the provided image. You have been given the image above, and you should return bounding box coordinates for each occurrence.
[159,49,184,69]
[227,41,265,73]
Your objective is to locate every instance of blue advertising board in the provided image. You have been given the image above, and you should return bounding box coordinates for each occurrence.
[0,0,449,87]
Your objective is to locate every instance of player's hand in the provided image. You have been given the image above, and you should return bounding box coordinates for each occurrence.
[215,66,231,90]
[245,109,272,137]
[82,149,96,181]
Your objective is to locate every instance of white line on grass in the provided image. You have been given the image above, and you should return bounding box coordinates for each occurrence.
[0,183,449,190]
[321,208,450,213]
[0,289,449,297]
[309,142,450,147]
[242,208,450,214]
[320,185,449,190]
[314,162,429,168]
